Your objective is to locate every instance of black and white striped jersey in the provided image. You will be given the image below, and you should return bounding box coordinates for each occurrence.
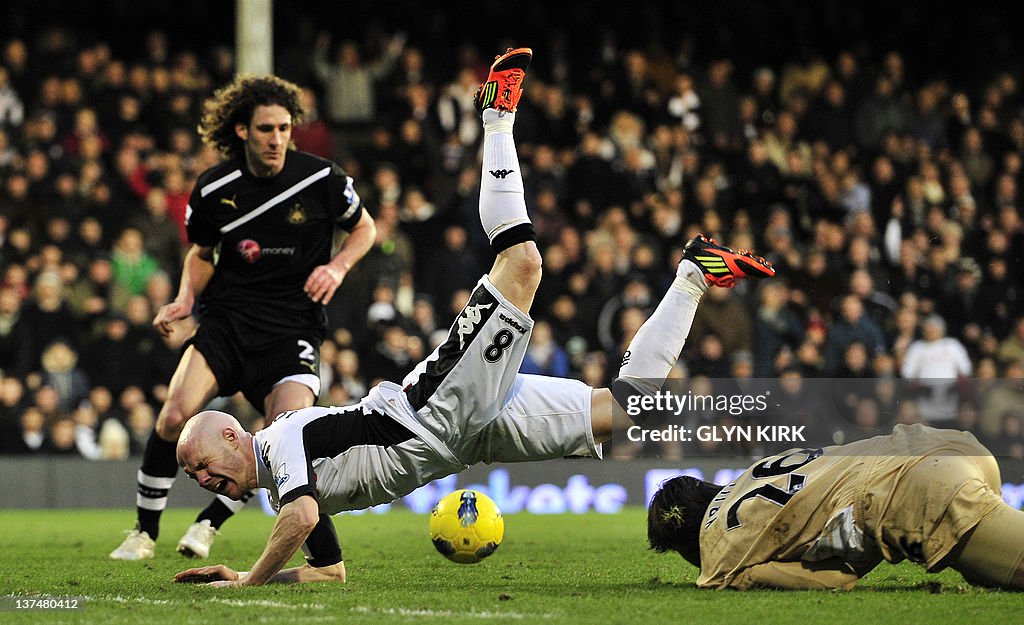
[252,382,465,513]
[185,150,364,348]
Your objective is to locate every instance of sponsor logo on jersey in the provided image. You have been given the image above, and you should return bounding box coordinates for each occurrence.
[287,202,306,224]
[498,313,527,334]
[274,463,290,488]
[489,168,515,179]
[238,239,261,263]
[237,239,296,263]
[455,302,494,349]
[621,350,631,367]
[263,247,296,255]
[220,195,239,209]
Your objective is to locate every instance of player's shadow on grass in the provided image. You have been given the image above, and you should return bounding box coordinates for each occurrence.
[642,576,986,593]
[860,580,983,594]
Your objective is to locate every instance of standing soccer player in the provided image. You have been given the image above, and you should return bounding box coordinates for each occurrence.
[110,75,376,560]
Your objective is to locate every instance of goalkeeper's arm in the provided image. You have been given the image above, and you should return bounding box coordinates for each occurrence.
[727,559,865,590]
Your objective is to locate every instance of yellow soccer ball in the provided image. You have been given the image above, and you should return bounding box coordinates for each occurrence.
[428,489,504,564]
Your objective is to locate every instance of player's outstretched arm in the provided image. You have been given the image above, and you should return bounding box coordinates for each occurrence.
[305,209,376,304]
[154,244,215,336]
[241,494,322,585]
[173,494,323,587]
[174,560,346,586]
[261,561,346,584]
[727,559,862,590]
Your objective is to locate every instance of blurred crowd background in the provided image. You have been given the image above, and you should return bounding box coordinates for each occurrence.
[1,1,1023,460]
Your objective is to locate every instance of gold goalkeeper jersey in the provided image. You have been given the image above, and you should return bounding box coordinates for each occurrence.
[697,424,1003,588]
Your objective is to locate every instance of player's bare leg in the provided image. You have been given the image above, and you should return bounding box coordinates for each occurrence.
[264,381,317,421]
[488,242,543,316]
[111,346,218,560]
[588,388,620,443]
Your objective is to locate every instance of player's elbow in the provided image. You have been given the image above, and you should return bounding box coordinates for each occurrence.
[350,209,376,247]
[360,213,377,240]
[296,509,321,534]
[287,496,322,533]
[155,403,191,440]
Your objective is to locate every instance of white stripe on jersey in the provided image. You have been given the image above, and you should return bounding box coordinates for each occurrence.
[200,169,243,197]
[220,167,331,233]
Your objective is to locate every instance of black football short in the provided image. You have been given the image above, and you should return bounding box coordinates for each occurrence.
[186,314,322,412]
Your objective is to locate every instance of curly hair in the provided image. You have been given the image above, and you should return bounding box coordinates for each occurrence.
[647,475,723,569]
[198,74,305,159]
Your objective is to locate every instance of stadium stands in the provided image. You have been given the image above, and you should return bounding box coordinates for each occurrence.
[1,2,1023,459]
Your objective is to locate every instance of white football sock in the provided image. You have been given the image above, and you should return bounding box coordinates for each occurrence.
[136,471,175,511]
[480,109,530,243]
[617,260,707,393]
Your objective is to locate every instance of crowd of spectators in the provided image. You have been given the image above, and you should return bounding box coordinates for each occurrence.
[1,15,1024,461]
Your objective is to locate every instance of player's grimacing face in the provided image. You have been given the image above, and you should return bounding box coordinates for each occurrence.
[237,104,292,177]
[182,446,248,500]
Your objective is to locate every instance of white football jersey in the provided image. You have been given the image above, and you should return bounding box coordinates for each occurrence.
[253,382,464,513]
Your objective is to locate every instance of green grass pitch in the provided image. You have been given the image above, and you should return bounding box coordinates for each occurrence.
[0,508,1019,624]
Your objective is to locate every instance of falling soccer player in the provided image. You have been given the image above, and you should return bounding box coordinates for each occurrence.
[171,47,775,586]
[648,424,1024,590]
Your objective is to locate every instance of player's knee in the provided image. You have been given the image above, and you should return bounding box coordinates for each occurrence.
[155,404,191,440]
[506,243,542,289]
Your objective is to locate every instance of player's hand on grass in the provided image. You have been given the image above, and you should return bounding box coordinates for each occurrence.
[304,264,346,304]
[174,564,239,585]
[153,300,194,337]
